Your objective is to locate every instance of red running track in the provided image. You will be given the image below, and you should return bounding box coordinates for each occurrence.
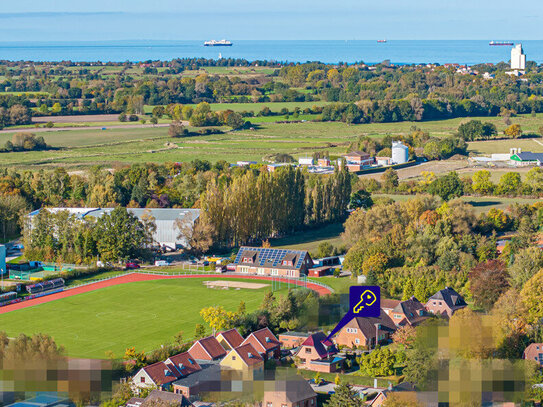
[0,273,332,314]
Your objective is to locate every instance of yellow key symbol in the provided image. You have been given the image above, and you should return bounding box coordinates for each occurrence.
[353,290,377,313]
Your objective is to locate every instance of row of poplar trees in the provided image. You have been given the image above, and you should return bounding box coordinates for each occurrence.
[199,165,351,247]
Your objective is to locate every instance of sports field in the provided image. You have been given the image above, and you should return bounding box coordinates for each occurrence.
[0,276,295,359]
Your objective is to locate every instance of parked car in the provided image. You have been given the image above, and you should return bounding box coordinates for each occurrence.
[125,262,140,270]
[215,265,227,273]
[154,260,170,267]
[12,243,24,250]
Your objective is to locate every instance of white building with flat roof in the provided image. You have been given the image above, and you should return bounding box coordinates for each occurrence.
[511,44,526,71]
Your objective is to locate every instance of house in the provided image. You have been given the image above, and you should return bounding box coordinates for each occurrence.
[523,343,543,367]
[172,362,222,398]
[425,287,467,318]
[369,389,419,407]
[262,376,317,407]
[165,352,202,377]
[188,336,227,361]
[343,151,374,172]
[216,328,244,351]
[220,343,264,379]
[233,247,314,278]
[132,361,184,390]
[278,332,309,349]
[241,327,281,360]
[140,389,193,407]
[382,297,429,327]
[294,332,344,373]
[510,149,543,166]
[334,309,397,349]
[267,163,292,173]
[317,158,331,167]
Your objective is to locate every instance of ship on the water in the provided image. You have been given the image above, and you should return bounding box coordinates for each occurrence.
[489,41,514,46]
[204,40,233,47]
[377,39,387,43]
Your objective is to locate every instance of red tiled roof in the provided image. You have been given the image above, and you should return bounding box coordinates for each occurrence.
[232,343,264,366]
[166,352,202,376]
[246,327,281,352]
[191,336,227,360]
[217,329,244,349]
[301,332,336,359]
[142,361,181,385]
[381,299,401,310]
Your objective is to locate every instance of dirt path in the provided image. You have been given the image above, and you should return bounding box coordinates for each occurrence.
[0,123,176,134]
[0,273,332,314]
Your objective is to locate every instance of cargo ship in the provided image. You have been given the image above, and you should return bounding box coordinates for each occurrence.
[489,41,514,46]
[204,39,233,47]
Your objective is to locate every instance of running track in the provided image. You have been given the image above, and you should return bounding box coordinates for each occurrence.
[0,273,332,314]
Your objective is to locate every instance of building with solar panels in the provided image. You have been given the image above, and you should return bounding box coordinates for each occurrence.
[233,247,314,278]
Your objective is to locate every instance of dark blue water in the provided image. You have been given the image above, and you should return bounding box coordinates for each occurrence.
[0,40,541,65]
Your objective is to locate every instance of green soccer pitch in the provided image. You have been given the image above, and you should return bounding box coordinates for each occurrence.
[0,278,289,359]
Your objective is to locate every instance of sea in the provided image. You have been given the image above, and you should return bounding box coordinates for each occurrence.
[0,40,542,65]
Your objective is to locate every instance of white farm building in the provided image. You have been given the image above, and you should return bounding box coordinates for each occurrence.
[28,207,200,250]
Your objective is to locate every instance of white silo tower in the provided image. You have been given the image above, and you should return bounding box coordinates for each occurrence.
[392,141,409,164]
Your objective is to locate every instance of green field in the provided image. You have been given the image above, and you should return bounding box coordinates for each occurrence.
[0,277,290,359]
[272,223,344,254]
[373,193,542,213]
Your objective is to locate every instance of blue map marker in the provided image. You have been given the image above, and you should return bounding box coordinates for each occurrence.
[325,286,381,342]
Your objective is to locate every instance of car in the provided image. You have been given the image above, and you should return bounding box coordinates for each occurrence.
[12,244,24,250]
[215,265,227,273]
[125,262,140,270]
[154,260,169,267]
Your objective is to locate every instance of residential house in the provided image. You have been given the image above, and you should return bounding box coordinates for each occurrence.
[216,329,244,351]
[233,247,314,278]
[165,352,202,377]
[220,343,264,379]
[188,336,227,361]
[523,343,543,367]
[382,297,429,327]
[278,332,309,349]
[172,362,222,399]
[132,361,183,390]
[294,332,344,373]
[343,151,374,172]
[262,376,317,407]
[317,158,331,167]
[334,309,397,349]
[241,327,281,360]
[425,287,467,318]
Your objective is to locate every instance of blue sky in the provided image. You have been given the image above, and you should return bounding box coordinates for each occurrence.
[0,0,542,41]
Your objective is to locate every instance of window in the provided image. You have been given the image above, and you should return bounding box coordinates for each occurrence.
[352,328,357,333]
[266,403,272,407]
[271,269,279,276]
[140,376,145,383]
[355,338,360,344]
[394,314,402,319]
[257,268,265,275]
[305,347,312,353]
[232,356,236,360]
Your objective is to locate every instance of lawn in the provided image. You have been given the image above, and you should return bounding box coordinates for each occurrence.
[467,137,543,155]
[0,277,289,359]
[271,223,345,254]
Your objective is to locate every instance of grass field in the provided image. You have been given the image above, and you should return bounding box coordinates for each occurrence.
[0,277,289,359]
[373,193,542,213]
[0,113,542,168]
[272,223,344,254]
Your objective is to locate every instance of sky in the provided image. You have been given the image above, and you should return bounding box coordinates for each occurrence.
[0,0,542,41]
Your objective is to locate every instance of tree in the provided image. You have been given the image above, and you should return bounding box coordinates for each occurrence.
[469,259,510,311]
[457,120,497,141]
[0,194,28,241]
[95,207,153,262]
[316,241,334,258]
[508,247,543,289]
[504,124,522,138]
[200,306,237,333]
[174,330,184,345]
[357,346,397,376]
[381,169,399,192]
[325,383,363,407]
[525,167,543,193]
[428,172,463,201]
[497,172,521,195]
[118,112,127,122]
[152,105,165,118]
[349,190,373,210]
[392,325,417,348]
[382,394,424,407]
[226,112,245,129]
[471,170,494,195]
[194,324,206,339]
[168,121,188,138]
[520,268,543,324]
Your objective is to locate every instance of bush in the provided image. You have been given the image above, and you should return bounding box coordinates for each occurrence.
[118,112,127,122]
[128,114,139,122]
[44,121,54,128]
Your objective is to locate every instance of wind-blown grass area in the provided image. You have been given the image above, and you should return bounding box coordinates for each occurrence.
[0,278,288,359]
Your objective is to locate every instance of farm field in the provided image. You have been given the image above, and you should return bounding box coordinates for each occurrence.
[373,193,541,213]
[0,277,289,359]
[467,137,543,155]
[272,223,344,254]
[1,113,542,168]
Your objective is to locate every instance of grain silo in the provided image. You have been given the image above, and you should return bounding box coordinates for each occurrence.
[392,141,409,164]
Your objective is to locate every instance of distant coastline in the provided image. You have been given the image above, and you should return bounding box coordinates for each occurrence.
[0,40,540,64]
